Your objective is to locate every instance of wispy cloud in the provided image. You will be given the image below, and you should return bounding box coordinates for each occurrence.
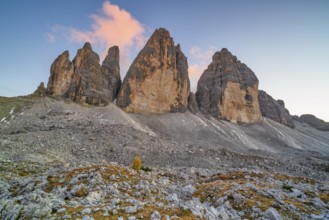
[48,1,146,76]
[45,33,56,43]
[188,46,216,91]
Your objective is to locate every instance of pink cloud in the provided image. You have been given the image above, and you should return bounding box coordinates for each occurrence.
[53,1,146,76]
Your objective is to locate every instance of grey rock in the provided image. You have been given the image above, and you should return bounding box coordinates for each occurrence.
[81,207,91,214]
[125,206,137,214]
[0,182,11,199]
[205,206,220,220]
[117,28,190,113]
[57,207,66,213]
[264,207,283,220]
[102,46,121,101]
[217,206,230,220]
[188,92,199,114]
[33,82,47,97]
[294,114,329,131]
[196,48,261,123]
[50,198,65,211]
[150,210,161,220]
[31,202,52,218]
[258,90,295,128]
[166,193,180,206]
[82,216,94,220]
[1,202,22,220]
[48,42,121,106]
[179,184,196,199]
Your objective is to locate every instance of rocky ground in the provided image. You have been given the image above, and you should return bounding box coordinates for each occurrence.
[0,96,329,219]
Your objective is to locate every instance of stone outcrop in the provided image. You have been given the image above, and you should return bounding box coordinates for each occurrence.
[102,46,121,101]
[187,92,199,114]
[47,43,121,105]
[258,90,295,128]
[47,51,74,96]
[117,28,190,113]
[33,82,47,97]
[293,114,329,131]
[196,48,261,123]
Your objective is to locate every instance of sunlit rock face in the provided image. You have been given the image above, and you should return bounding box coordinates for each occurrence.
[258,90,295,128]
[47,43,121,105]
[196,48,261,123]
[47,50,74,97]
[117,28,190,113]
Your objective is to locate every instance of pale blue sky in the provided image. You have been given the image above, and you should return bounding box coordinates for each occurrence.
[0,0,328,121]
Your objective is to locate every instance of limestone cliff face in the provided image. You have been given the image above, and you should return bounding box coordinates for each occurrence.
[258,90,295,128]
[196,49,261,123]
[102,46,121,101]
[117,28,190,113]
[47,51,74,96]
[47,43,121,105]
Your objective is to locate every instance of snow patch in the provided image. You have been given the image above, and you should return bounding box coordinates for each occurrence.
[1,117,6,123]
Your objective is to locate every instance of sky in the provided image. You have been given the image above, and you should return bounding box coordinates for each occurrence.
[0,0,328,121]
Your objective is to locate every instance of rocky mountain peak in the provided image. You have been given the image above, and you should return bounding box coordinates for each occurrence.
[73,42,100,68]
[83,42,92,50]
[196,49,261,123]
[117,28,190,113]
[102,46,121,101]
[47,50,73,96]
[47,42,121,105]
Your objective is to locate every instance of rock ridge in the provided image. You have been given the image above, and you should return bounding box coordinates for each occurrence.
[294,114,329,131]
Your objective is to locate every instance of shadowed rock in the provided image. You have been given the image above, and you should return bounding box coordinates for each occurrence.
[294,114,329,131]
[117,28,190,113]
[187,92,199,114]
[47,43,121,105]
[196,48,261,123]
[33,82,47,97]
[258,90,295,128]
[102,46,121,101]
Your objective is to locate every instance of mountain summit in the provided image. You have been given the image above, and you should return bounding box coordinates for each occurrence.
[47,43,121,106]
[196,48,261,123]
[117,28,190,113]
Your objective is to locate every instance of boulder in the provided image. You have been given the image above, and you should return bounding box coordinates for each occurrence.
[116,28,190,113]
[196,48,261,123]
[258,90,295,128]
